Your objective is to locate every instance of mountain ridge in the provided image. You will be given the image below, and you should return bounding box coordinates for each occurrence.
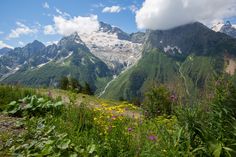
[2,21,236,100]
[102,22,236,101]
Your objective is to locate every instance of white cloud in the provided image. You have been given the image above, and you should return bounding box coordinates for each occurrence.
[102,6,123,13]
[0,40,13,49]
[44,25,56,35]
[53,15,100,36]
[0,31,4,34]
[7,22,38,39]
[55,8,70,18]
[43,2,49,9]
[136,0,236,30]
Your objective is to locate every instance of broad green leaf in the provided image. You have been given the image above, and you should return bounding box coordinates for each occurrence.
[41,145,53,156]
[88,144,96,154]
[69,153,78,157]
[57,139,71,150]
[212,143,222,157]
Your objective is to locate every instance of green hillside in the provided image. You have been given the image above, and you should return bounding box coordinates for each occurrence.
[3,46,113,93]
[102,49,222,102]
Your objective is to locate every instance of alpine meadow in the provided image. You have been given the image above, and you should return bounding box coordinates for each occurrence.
[0,0,236,157]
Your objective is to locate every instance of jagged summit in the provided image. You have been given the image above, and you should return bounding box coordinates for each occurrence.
[99,21,130,41]
[212,21,236,38]
[57,32,87,50]
[25,40,45,51]
[144,21,236,57]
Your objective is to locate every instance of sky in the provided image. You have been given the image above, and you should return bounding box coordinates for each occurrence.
[0,0,236,48]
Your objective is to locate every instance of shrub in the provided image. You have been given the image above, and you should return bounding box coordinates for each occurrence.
[143,86,174,118]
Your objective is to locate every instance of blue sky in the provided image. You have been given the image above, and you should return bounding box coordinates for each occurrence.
[0,0,143,48]
[0,0,236,48]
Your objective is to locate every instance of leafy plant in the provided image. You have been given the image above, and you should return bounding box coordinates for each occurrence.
[4,95,63,117]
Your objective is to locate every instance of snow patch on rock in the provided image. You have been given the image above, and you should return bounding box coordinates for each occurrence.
[164,45,182,54]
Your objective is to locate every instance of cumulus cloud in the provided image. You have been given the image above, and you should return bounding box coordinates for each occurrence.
[102,6,123,13]
[43,2,49,9]
[7,22,38,39]
[44,25,56,35]
[136,0,236,30]
[0,40,13,49]
[52,15,100,36]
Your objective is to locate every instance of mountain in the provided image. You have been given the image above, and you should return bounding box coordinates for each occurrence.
[0,22,145,93]
[102,22,236,101]
[3,21,236,101]
[79,22,143,73]
[212,21,236,38]
[0,40,48,80]
[1,33,113,92]
[0,47,12,56]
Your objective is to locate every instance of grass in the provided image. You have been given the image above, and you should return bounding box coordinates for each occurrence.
[0,84,236,156]
[0,85,36,111]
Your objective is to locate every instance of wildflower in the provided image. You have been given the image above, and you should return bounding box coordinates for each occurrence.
[148,135,157,141]
[111,115,117,120]
[170,93,177,102]
[128,127,133,132]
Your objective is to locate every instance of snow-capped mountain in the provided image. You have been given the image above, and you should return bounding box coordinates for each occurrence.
[0,21,144,83]
[78,22,143,73]
[0,33,113,90]
[212,21,236,38]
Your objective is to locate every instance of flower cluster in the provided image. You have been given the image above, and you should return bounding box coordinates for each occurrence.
[93,103,138,134]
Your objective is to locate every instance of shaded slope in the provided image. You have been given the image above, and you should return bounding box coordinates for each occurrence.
[3,37,113,92]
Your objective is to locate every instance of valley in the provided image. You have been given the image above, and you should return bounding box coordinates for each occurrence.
[1,1,236,155]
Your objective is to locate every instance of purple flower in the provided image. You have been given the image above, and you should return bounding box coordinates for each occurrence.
[128,127,133,132]
[148,135,157,141]
[170,93,177,102]
[111,115,117,120]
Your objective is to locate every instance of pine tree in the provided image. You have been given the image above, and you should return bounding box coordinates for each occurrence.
[82,82,93,95]
[70,77,82,93]
[59,76,69,90]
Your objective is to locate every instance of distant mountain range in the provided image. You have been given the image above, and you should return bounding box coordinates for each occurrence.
[102,22,236,101]
[1,21,236,100]
[212,21,236,38]
[0,22,144,93]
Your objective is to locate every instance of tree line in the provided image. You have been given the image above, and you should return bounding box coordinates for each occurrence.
[59,76,93,95]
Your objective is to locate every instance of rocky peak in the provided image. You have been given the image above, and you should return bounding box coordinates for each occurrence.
[212,21,236,39]
[58,32,86,48]
[99,22,130,41]
[25,40,45,51]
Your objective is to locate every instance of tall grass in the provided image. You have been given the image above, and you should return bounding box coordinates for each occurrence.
[0,85,36,111]
[1,83,236,156]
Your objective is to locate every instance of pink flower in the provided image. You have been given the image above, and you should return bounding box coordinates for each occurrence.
[148,135,157,141]
[128,127,133,132]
